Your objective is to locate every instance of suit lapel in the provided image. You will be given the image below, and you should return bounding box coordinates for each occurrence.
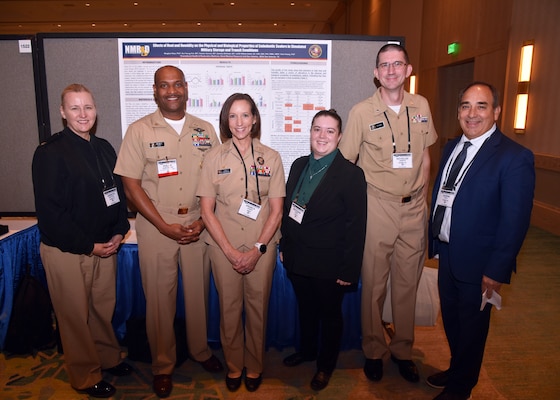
[461,130,502,186]
[286,156,309,200]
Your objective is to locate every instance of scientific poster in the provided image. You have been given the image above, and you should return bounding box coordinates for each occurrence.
[118,38,332,176]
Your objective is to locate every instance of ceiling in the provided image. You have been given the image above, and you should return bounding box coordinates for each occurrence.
[0,0,348,35]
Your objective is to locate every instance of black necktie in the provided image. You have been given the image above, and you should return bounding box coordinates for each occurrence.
[432,141,472,237]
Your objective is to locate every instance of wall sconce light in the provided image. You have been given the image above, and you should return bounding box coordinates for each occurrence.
[409,75,416,94]
[514,40,534,133]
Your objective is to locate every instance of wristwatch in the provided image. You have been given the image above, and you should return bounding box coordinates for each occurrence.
[255,242,267,254]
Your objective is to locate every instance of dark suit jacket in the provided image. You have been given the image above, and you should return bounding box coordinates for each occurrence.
[428,129,535,284]
[280,151,367,283]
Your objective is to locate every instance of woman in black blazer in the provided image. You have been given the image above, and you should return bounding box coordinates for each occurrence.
[279,109,367,391]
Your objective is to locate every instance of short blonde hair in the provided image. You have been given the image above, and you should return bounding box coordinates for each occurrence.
[60,83,94,106]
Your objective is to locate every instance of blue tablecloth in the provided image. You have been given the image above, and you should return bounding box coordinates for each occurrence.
[0,225,362,351]
[0,225,47,350]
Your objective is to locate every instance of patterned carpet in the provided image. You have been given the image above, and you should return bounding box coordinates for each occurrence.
[0,326,506,400]
[2,227,559,399]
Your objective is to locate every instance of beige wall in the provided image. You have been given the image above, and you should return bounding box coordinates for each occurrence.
[502,0,560,235]
[357,0,560,235]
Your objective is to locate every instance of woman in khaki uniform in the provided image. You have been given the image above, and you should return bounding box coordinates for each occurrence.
[197,93,285,393]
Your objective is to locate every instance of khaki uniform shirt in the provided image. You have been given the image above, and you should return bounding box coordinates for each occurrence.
[197,138,286,249]
[339,90,437,196]
[114,109,219,223]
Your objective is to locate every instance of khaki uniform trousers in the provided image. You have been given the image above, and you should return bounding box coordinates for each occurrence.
[136,212,212,375]
[40,243,122,390]
[209,244,276,375]
[361,188,427,360]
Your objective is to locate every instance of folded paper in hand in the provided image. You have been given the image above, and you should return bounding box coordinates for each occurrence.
[480,289,502,311]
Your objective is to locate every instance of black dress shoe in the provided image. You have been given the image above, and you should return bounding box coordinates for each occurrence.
[427,370,449,389]
[199,354,224,373]
[391,355,419,382]
[225,374,242,392]
[153,374,173,398]
[310,370,331,391]
[244,374,262,392]
[433,390,472,400]
[104,361,133,376]
[363,358,383,381]
[77,380,116,398]
[283,352,316,367]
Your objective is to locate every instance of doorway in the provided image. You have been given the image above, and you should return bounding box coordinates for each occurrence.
[437,61,474,147]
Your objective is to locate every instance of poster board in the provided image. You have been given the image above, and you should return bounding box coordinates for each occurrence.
[0,33,402,214]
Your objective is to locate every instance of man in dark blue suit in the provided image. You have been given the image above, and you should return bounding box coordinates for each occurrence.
[428,82,535,400]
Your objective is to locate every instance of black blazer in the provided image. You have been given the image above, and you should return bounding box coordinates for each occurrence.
[280,151,367,283]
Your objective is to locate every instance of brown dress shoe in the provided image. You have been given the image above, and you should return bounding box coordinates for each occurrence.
[199,354,224,372]
[153,374,173,398]
[310,371,331,391]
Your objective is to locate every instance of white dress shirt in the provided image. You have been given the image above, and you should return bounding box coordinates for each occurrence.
[436,124,496,242]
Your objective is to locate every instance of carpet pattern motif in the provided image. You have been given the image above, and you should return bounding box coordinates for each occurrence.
[2,227,559,399]
[1,335,505,400]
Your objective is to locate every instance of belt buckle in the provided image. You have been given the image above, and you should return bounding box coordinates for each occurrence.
[178,207,189,215]
[401,195,412,203]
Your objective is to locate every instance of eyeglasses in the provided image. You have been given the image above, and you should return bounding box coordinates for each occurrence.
[377,61,407,70]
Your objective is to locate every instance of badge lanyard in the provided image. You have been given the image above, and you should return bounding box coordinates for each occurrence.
[289,159,330,224]
[442,138,488,190]
[233,139,262,205]
[442,150,474,190]
[90,141,116,191]
[90,140,120,207]
[292,162,328,207]
[383,106,411,153]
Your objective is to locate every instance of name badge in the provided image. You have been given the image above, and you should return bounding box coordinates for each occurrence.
[103,187,120,207]
[157,158,178,177]
[288,202,305,224]
[369,121,385,131]
[238,198,262,220]
[392,152,413,169]
[435,188,456,208]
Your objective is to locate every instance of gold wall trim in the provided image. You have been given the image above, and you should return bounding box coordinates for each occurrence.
[534,153,560,172]
[531,200,560,236]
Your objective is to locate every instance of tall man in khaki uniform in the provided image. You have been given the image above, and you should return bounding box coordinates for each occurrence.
[114,65,223,398]
[339,44,437,384]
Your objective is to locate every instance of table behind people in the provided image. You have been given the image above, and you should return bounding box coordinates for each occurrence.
[0,223,365,354]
